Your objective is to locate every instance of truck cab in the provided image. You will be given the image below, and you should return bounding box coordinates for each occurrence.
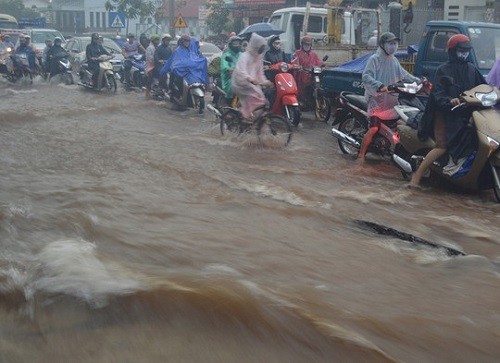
[414,20,500,83]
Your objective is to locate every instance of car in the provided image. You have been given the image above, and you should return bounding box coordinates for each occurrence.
[64,36,124,73]
[199,41,222,63]
[15,28,66,57]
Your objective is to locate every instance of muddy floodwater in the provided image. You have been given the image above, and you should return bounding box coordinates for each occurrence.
[1,79,499,362]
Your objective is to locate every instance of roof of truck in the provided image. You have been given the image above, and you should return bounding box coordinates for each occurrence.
[426,20,500,28]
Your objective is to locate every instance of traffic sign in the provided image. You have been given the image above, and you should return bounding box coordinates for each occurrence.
[174,14,188,28]
[109,12,126,28]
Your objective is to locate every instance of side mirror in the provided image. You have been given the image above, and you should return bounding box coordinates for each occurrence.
[322,55,329,61]
[440,76,454,87]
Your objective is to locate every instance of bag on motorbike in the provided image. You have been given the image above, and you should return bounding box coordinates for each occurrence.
[208,56,221,77]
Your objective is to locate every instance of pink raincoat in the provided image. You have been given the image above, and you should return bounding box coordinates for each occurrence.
[231,33,268,119]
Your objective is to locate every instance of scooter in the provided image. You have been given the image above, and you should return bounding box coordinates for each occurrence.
[0,44,13,75]
[122,53,145,90]
[48,51,74,85]
[169,74,206,114]
[296,55,331,122]
[5,53,35,84]
[78,54,117,93]
[264,61,300,127]
[331,79,426,159]
[393,80,500,203]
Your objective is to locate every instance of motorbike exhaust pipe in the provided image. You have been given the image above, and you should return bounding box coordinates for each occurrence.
[206,104,222,117]
[331,128,360,148]
[392,154,413,174]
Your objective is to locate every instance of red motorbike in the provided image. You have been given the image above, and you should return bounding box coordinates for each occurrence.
[265,61,300,127]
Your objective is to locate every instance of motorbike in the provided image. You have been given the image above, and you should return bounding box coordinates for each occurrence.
[264,61,300,127]
[0,44,13,75]
[296,55,332,122]
[4,52,35,84]
[331,79,426,160]
[78,54,117,93]
[122,53,145,90]
[392,80,500,203]
[48,51,74,85]
[169,75,206,114]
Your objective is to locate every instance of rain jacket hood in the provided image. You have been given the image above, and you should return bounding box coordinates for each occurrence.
[247,33,267,58]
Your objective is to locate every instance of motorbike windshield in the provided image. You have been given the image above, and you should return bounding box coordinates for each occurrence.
[162,38,208,85]
[468,26,500,71]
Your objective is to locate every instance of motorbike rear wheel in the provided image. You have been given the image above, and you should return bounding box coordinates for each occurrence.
[337,116,366,156]
[284,105,300,127]
[492,165,500,203]
[104,73,117,93]
[256,114,292,147]
[314,95,331,123]
[220,108,241,135]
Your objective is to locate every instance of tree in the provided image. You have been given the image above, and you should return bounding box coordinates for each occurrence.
[206,0,230,35]
[105,0,160,34]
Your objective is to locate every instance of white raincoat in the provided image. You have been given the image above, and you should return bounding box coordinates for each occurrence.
[231,33,268,119]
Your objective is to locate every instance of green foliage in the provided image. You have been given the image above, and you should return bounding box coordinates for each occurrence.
[0,0,39,19]
[104,0,159,21]
[206,0,230,35]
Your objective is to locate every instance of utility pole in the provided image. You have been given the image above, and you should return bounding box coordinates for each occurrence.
[169,0,175,37]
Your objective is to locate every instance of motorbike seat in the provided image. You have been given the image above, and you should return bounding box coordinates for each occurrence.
[343,93,367,111]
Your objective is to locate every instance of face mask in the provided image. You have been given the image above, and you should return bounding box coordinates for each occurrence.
[302,44,312,52]
[273,43,281,51]
[384,43,398,55]
[456,50,469,61]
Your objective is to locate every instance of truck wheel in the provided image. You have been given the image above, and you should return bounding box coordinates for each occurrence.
[337,116,366,156]
[314,95,331,122]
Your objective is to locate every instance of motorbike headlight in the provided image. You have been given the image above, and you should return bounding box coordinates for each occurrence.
[487,136,500,156]
[6,47,11,53]
[280,63,289,72]
[313,66,322,74]
[476,91,498,107]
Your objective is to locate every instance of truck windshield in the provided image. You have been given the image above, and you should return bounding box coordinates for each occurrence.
[468,26,500,71]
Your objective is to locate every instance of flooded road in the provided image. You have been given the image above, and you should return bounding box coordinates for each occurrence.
[1,79,499,362]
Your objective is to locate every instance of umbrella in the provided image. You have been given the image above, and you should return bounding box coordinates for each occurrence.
[238,23,284,39]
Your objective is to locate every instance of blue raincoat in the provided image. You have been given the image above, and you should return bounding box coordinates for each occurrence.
[160,38,208,85]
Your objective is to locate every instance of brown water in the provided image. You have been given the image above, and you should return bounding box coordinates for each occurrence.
[1,78,499,362]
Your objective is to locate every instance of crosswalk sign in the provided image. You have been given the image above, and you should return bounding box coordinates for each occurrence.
[174,14,188,28]
[109,12,126,28]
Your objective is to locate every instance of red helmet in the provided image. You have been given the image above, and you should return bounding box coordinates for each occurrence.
[446,34,472,51]
[301,35,313,45]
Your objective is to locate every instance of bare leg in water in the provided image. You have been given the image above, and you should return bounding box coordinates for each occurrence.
[410,147,446,187]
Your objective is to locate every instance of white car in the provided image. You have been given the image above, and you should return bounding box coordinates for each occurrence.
[15,28,66,57]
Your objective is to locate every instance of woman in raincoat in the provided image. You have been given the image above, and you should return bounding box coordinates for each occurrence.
[231,33,272,121]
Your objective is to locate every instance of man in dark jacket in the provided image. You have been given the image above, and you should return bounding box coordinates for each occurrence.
[263,35,289,107]
[154,33,173,92]
[47,37,68,79]
[85,33,110,88]
[411,34,485,187]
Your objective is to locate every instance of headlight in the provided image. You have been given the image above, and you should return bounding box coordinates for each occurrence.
[487,136,500,156]
[476,91,498,107]
[280,63,289,72]
[313,66,322,74]
[6,47,11,52]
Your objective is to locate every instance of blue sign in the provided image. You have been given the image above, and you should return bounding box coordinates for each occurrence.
[19,17,46,28]
[109,12,126,28]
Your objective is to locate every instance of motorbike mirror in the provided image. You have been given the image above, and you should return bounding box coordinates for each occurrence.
[322,55,329,61]
[440,76,454,87]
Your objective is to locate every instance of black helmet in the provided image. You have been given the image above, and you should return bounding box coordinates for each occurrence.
[91,33,100,41]
[268,35,280,47]
[378,32,400,47]
[228,36,242,52]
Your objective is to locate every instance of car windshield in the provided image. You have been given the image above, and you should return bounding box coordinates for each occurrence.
[200,43,221,55]
[31,30,65,44]
[468,26,500,71]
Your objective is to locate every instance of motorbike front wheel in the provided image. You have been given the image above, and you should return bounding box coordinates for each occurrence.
[64,72,74,85]
[337,116,367,156]
[194,95,205,114]
[220,108,241,135]
[104,73,117,93]
[257,114,292,147]
[284,105,300,127]
[492,164,500,203]
[314,95,331,123]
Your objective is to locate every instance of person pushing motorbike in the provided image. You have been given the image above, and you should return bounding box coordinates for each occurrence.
[358,32,419,162]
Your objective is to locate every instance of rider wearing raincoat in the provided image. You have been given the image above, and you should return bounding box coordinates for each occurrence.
[160,34,208,102]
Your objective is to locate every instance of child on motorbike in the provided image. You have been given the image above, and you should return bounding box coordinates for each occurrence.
[410,34,485,187]
[231,33,273,122]
[358,32,420,162]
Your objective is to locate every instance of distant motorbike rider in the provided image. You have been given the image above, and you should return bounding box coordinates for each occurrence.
[154,33,173,92]
[263,35,290,107]
[220,35,242,104]
[12,34,36,72]
[291,36,325,105]
[47,37,68,79]
[122,33,146,87]
[85,32,110,87]
[411,34,485,187]
[145,34,160,98]
[41,39,53,75]
[160,34,208,105]
[1,34,15,50]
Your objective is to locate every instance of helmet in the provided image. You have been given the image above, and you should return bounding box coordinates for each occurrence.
[378,32,399,47]
[24,34,31,39]
[228,31,236,37]
[301,35,313,45]
[127,33,135,38]
[180,34,190,41]
[447,34,471,51]
[150,34,160,42]
[161,33,172,40]
[268,35,280,47]
[91,33,100,41]
[54,37,62,43]
[228,36,242,52]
